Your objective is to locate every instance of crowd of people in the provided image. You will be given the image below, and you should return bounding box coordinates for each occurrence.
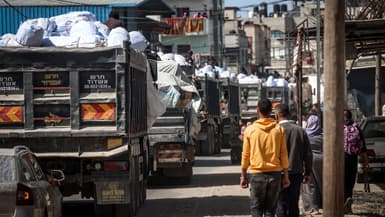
[239,99,369,217]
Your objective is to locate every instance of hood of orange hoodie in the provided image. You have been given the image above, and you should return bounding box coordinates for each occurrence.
[253,118,277,132]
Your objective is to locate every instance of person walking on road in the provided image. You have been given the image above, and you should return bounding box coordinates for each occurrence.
[301,114,323,215]
[275,104,313,217]
[240,99,290,217]
[343,109,368,214]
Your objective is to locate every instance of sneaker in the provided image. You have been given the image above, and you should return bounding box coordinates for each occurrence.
[344,197,353,214]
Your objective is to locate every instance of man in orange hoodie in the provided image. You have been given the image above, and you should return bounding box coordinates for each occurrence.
[240,99,290,217]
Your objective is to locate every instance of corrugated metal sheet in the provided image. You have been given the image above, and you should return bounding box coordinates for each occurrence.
[0,5,113,35]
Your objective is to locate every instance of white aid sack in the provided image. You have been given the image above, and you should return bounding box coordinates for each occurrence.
[16,20,44,46]
[174,54,187,65]
[107,27,129,47]
[128,31,148,51]
[42,36,79,48]
[70,20,100,48]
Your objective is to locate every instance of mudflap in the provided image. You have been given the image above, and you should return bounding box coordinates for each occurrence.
[93,180,132,217]
[94,181,130,205]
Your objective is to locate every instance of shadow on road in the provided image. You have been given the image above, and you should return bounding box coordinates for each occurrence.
[136,195,250,217]
[193,159,234,167]
[148,172,240,189]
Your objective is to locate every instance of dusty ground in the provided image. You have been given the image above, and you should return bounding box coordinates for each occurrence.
[63,149,385,217]
[136,149,385,217]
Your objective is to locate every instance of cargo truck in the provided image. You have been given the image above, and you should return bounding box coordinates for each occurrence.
[147,61,199,178]
[0,45,148,217]
[219,78,241,163]
[194,75,222,155]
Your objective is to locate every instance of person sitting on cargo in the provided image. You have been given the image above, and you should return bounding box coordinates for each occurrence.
[105,11,122,30]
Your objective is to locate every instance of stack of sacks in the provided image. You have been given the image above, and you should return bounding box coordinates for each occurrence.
[195,65,215,78]
[265,75,276,87]
[158,53,188,65]
[264,76,288,87]
[238,74,262,84]
[0,11,148,50]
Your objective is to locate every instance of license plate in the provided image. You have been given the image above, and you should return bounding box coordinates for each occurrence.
[95,181,129,204]
[102,189,126,202]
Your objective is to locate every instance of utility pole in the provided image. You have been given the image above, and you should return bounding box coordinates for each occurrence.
[323,0,345,217]
[375,53,382,116]
[316,0,321,105]
[295,29,303,125]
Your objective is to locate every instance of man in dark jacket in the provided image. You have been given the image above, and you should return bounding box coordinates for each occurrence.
[275,104,313,217]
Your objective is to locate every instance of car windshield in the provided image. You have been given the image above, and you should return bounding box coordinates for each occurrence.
[0,155,16,182]
[363,120,385,138]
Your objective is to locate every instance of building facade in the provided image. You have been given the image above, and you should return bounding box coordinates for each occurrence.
[223,7,249,74]
[160,0,224,67]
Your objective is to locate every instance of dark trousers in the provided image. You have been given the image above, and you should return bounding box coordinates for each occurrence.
[249,172,281,217]
[345,154,358,200]
[276,173,303,217]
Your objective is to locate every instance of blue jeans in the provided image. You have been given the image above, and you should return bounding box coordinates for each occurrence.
[276,173,303,217]
[249,172,282,217]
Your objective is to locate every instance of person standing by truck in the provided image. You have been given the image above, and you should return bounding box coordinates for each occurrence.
[240,99,290,217]
[275,103,313,217]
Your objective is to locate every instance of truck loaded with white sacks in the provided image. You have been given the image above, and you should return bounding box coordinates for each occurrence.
[147,60,201,178]
[0,11,160,217]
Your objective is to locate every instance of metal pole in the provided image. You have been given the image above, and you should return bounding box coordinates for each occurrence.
[316,0,321,105]
[296,29,303,125]
[375,53,382,116]
[323,0,345,216]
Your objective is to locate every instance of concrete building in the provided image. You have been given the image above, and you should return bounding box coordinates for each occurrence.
[243,3,296,76]
[160,0,224,67]
[243,22,271,74]
[223,7,249,74]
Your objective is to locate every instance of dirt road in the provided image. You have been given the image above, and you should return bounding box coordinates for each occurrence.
[136,149,250,217]
[63,149,385,217]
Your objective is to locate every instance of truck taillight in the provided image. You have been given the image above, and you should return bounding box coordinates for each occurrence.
[16,183,33,206]
[104,161,129,171]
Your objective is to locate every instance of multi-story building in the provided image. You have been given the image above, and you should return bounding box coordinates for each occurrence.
[223,7,249,74]
[224,7,271,75]
[160,0,224,67]
[243,3,296,76]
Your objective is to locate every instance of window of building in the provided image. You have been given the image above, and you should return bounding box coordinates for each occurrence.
[162,45,172,53]
[177,45,191,56]
[271,47,285,60]
[271,30,283,39]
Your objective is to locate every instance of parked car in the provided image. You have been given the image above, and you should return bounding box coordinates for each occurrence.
[0,146,64,217]
[358,116,385,183]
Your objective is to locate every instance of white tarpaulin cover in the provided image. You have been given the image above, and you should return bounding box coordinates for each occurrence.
[156,60,201,137]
